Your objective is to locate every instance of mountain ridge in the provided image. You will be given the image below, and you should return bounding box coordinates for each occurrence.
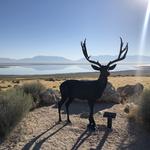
[0,55,149,64]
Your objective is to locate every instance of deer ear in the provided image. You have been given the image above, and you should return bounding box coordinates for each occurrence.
[91,64,100,70]
[109,64,117,70]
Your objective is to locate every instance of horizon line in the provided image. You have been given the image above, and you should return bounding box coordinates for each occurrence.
[0,54,150,60]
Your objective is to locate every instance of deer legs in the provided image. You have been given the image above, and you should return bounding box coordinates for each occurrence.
[65,98,73,123]
[87,101,96,131]
[58,97,67,122]
[58,97,96,131]
[58,97,73,123]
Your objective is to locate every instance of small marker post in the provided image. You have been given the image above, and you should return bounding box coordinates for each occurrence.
[103,112,116,129]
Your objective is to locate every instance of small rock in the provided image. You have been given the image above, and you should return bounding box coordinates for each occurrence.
[40,89,59,106]
[97,111,103,115]
[117,83,144,101]
[124,103,138,114]
[80,112,89,118]
[98,82,121,103]
[124,105,130,113]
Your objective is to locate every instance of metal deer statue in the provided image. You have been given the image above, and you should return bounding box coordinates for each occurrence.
[58,38,128,130]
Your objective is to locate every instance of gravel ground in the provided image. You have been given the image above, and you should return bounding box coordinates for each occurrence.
[1,102,150,150]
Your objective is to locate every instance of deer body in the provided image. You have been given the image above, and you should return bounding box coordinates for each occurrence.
[58,38,128,130]
[60,77,107,101]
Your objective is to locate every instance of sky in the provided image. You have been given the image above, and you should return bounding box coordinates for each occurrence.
[0,0,150,60]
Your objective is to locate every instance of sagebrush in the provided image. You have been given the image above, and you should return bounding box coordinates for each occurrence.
[20,81,46,109]
[0,89,32,138]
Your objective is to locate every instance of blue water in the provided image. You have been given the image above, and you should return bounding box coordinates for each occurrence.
[0,63,138,75]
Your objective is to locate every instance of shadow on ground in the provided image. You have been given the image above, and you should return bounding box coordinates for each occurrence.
[22,122,111,150]
[22,102,115,150]
[53,101,115,115]
[22,122,68,150]
[71,124,111,150]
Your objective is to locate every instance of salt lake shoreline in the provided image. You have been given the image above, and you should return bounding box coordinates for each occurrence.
[0,69,150,80]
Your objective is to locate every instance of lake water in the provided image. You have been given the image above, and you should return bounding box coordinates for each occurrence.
[0,63,139,75]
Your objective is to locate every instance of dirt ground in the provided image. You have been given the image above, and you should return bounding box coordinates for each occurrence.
[0,75,150,150]
[1,102,150,150]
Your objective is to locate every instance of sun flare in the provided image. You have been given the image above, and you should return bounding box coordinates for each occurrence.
[138,0,150,58]
[136,0,150,75]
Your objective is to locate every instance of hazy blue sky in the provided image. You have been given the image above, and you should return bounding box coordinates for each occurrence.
[0,0,150,60]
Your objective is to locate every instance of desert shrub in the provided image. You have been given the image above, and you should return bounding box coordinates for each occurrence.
[45,78,55,81]
[139,88,150,128]
[12,80,20,84]
[39,88,60,106]
[20,82,46,109]
[125,103,139,120]
[0,89,32,138]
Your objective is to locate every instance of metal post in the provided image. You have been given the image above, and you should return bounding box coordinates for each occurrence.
[107,117,112,129]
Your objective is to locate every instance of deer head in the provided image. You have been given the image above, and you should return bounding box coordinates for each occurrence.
[81,38,128,77]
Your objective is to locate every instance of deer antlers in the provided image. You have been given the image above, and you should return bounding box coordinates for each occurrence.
[107,37,128,67]
[81,39,101,67]
[81,38,128,67]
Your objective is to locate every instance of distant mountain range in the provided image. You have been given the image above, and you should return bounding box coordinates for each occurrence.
[0,56,71,64]
[0,55,150,64]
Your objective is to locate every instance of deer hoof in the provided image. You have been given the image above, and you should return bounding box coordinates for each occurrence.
[67,120,72,124]
[58,119,62,123]
[87,124,91,128]
[87,124,96,131]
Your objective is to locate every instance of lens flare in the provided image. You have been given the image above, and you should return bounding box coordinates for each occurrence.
[137,0,150,75]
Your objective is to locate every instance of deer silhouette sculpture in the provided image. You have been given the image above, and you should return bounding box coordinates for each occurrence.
[58,38,128,130]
